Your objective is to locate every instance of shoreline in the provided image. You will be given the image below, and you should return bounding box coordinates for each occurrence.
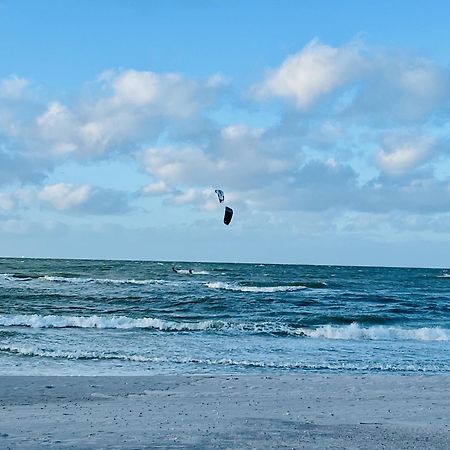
[1,373,449,449]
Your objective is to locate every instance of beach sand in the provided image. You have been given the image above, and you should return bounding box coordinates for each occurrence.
[0,374,449,449]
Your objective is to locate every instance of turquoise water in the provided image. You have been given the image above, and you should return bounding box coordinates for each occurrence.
[0,258,449,375]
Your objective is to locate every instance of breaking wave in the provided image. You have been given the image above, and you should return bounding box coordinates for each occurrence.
[205,281,309,293]
[301,323,450,341]
[0,314,215,331]
[41,276,166,285]
[0,314,448,341]
[0,273,166,286]
[0,344,447,372]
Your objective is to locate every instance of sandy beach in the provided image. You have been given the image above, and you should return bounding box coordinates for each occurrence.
[0,373,448,449]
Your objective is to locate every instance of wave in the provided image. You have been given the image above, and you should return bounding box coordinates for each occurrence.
[4,272,41,280]
[437,273,450,278]
[205,281,308,293]
[0,273,39,282]
[0,273,166,286]
[0,314,215,331]
[227,322,450,341]
[41,275,167,285]
[302,323,450,341]
[0,345,447,373]
[0,314,448,341]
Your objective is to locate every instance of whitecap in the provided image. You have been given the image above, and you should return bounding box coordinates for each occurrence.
[300,322,450,341]
[205,281,306,293]
[0,314,216,331]
[40,276,165,285]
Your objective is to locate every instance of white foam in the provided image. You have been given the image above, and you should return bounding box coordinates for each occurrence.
[0,314,215,331]
[0,345,446,372]
[40,276,165,285]
[301,323,450,341]
[0,344,169,362]
[0,313,448,342]
[0,273,167,285]
[205,281,306,293]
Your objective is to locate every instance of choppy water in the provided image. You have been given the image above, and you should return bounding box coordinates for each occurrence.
[0,258,449,375]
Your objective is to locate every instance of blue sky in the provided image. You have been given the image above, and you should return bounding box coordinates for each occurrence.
[1,0,450,267]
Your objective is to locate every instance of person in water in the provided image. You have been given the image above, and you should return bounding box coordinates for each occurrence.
[172,266,193,274]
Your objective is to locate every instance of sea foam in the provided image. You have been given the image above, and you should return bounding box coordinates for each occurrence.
[205,281,307,293]
[301,323,450,341]
[0,314,215,331]
[0,314,448,341]
[0,344,446,373]
[1,273,166,286]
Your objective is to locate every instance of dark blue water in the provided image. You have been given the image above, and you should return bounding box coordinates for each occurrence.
[0,258,449,375]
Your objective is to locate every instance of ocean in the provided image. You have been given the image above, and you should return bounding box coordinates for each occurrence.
[0,258,449,376]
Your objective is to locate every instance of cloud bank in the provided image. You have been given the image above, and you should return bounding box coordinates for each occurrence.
[1,38,450,243]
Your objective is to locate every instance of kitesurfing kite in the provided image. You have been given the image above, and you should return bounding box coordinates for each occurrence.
[215,188,233,225]
[224,206,233,225]
[215,189,224,203]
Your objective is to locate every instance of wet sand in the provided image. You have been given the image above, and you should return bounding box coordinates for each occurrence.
[0,374,449,449]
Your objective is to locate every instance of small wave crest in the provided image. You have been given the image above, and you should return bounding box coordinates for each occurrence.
[0,345,446,373]
[42,275,166,285]
[205,281,307,293]
[1,273,166,286]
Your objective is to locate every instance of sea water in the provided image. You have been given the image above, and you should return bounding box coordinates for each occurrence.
[0,258,449,375]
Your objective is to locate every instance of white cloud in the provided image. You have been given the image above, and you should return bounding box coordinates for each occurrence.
[140,146,213,186]
[254,39,365,108]
[142,180,172,195]
[139,122,294,200]
[1,42,450,243]
[37,183,133,214]
[171,188,201,205]
[253,39,450,124]
[0,76,29,100]
[375,135,434,175]
[70,70,211,154]
[1,69,222,159]
[206,73,230,89]
[38,183,92,210]
[36,102,78,154]
[221,124,263,140]
[108,70,204,116]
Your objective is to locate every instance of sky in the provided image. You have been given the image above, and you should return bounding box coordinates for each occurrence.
[1,0,450,267]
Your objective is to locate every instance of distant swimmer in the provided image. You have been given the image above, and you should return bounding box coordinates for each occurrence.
[189,269,193,274]
[172,266,178,273]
